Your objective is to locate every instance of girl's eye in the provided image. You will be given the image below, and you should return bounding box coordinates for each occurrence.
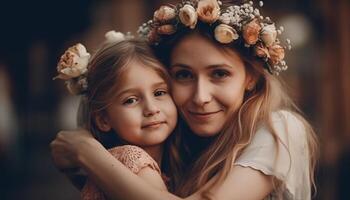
[212,69,230,79]
[123,97,138,105]
[173,70,194,82]
[154,90,168,97]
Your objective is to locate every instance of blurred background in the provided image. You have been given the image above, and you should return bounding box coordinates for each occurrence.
[0,0,349,199]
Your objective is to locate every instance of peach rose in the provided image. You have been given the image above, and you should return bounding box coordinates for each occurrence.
[254,43,270,58]
[179,4,198,29]
[214,24,239,44]
[157,24,176,35]
[268,44,285,65]
[197,0,220,24]
[153,6,176,22]
[261,24,277,47]
[242,19,261,45]
[148,28,160,43]
[54,43,90,80]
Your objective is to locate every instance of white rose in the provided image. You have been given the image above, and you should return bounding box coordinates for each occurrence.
[179,4,198,29]
[261,24,277,47]
[105,30,125,43]
[54,43,90,80]
[214,24,239,44]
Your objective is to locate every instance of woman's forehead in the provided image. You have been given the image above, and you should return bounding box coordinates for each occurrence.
[170,34,245,70]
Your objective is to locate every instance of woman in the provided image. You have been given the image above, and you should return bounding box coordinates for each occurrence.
[51,1,318,199]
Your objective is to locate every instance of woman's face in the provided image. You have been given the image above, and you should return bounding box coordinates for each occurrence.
[170,33,253,137]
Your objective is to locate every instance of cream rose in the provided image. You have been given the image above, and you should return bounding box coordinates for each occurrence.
[179,4,198,29]
[153,6,176,22]
[54,43,90,80]
[268,44,285,65]
[157,24,176,35]
[105,31,125,43]
[197,0,220,24]
[242,19,261,45]
[261,24,277,47]
[214,24,239,44]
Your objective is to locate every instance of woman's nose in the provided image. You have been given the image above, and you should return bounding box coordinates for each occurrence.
[192,78,212,106]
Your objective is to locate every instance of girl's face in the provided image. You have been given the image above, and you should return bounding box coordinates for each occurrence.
[170,34,253,137]
[99,60,177,147]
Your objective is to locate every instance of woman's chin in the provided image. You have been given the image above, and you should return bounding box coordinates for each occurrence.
[189,125,222,137]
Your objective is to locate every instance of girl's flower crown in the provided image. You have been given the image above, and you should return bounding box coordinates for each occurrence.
[137,0,292,75]
[53,31,133,95]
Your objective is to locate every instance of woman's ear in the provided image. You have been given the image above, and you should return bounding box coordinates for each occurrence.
[245,73,258,91]
[95,113,111,132]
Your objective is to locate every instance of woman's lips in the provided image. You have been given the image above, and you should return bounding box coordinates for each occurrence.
[187,110,222,121]
[141,121,166,129]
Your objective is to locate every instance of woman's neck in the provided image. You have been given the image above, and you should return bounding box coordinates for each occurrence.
[143,144,164,167]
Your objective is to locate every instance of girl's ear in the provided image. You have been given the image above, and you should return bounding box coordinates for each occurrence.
[95,113,112,132]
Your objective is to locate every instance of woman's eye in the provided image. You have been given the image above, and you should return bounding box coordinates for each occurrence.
[123,97,138,105]
[154,90,168,97]
[173,70,194,81]
[212,69,230,79]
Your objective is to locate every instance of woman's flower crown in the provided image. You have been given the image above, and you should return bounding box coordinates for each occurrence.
[137,0,292,75]
[53,31,133,95]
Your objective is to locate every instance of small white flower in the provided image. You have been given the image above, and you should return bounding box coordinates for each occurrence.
[279,26,284,32]
[259,1,264,7]
[219,13,231,24]
[105,31,125,43]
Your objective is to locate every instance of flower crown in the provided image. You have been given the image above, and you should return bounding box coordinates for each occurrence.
[138,0,292,75]
[53,31,133,95]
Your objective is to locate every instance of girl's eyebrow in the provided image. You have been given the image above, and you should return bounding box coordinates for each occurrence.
[152,81,168,87]
[116,81,168,97]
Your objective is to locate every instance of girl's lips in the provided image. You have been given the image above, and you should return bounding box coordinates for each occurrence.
[141,121,166,129]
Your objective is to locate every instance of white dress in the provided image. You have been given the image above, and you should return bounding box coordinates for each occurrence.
[234,111,311,200]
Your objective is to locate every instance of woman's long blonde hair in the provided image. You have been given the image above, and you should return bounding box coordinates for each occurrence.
[153,24,318,198]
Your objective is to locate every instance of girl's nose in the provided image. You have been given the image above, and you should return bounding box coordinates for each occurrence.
[143,99,160,117]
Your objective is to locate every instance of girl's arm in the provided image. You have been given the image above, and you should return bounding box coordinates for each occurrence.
[51,129,273,200]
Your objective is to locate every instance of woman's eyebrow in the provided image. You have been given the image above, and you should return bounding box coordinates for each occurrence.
[170,63,191,68]
[206,64,233,69]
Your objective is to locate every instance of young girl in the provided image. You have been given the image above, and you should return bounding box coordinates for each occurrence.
[51,1,319,199]
[53,31,178,199]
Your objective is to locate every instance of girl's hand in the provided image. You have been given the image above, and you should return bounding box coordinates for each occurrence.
[50,129,101,170]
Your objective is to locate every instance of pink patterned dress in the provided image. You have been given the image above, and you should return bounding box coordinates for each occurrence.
[81,145,162,200]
